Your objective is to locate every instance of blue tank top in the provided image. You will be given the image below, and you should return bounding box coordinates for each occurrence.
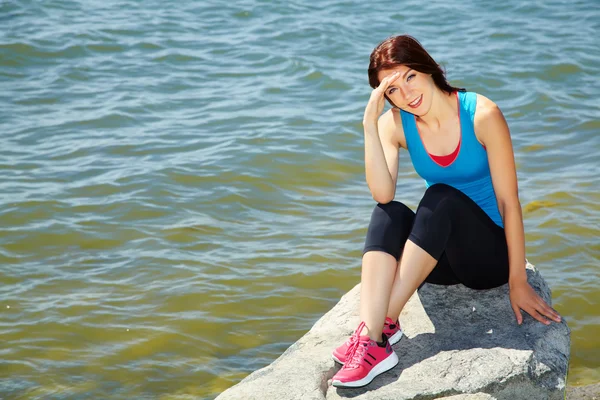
[400,91,504,227]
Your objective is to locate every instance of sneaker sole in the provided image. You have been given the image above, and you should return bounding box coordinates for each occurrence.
[331,351,399,388]
[388,329,403,346]
[331,330,402,365]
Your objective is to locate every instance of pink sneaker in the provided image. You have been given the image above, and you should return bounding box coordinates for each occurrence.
[332,317,402,364]
[331,321,399,388]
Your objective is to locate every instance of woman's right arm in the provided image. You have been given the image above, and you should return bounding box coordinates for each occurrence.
[362,71,402,204]
[364,114,399,204]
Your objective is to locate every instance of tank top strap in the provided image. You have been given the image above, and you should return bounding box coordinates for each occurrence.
[458,91,477,125]
[398,106,413,134]
[399,91,481,156]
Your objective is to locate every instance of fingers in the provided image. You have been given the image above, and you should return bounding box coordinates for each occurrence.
[535,298,562,323]
[512,299,562,326]
[511,303,523,325]
[529,290,562,323]
[523,301,561,326]
[376,71,401,93]
[525,307,551,325]
[511,284,562,326]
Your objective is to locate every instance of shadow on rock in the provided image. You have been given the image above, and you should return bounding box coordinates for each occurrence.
[335,267,570,399]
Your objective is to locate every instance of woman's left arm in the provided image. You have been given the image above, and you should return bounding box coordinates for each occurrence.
[474,95,561,326]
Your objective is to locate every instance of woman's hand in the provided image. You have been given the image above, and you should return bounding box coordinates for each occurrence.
[363,71,402,127]
[509,280,562,325]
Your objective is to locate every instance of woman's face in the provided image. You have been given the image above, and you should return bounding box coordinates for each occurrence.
[377,66,434,115]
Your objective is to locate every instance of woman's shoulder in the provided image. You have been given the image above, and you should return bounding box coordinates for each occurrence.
[473,92,499,110]
[458,91,502,124]
[473,93,503,124]
[471,93,509,148]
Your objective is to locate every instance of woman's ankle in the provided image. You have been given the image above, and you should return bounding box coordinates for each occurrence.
[359,325,382,342]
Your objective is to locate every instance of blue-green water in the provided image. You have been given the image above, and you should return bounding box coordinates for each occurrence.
[0,0,598,399]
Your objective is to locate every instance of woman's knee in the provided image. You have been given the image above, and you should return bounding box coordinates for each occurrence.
[364,201,415,260]
[370,200,415,228]
[410,186,456,259]
[419,184,463,211]
[423,183,461,199]
[375,200,413,216]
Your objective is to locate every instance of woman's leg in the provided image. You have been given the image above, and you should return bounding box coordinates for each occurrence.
[408,183,509,289]
[360,199,460,336]
[333,189,492,386]
[385,242,442,323]
[331,201,414,387]
[386,183,508,321]
[359,252,397,341]
[419,184,509,289]
[359,201,415,341]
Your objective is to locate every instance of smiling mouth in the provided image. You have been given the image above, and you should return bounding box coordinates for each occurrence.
[408,95,422,108]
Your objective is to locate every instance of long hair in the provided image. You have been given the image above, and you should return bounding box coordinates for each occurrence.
[368,35,465,108]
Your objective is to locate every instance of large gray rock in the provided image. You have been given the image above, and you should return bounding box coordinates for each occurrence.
[217,263,570,400]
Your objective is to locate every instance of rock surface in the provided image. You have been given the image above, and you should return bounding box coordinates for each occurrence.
[216,263,570,400]
[567,384,600,400]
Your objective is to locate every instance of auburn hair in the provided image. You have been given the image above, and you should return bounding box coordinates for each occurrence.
[368,35,465,108]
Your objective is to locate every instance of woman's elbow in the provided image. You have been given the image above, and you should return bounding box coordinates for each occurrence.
[372,191,395,204]
[498,196,521,216]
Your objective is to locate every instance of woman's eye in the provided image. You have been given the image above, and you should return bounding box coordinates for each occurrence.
[407,74,416,82]
[388,88,396,94]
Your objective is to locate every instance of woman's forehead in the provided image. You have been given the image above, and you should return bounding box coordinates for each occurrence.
[377,65,410,81]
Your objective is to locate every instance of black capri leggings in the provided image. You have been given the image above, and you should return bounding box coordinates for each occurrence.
[363,183,509,290]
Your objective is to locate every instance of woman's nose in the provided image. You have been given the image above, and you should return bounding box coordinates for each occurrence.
[397,85,411,102]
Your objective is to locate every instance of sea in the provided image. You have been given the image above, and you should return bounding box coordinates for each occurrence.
[0,0,598,398]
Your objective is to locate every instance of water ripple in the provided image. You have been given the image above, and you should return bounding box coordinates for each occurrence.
[0,0,598,398]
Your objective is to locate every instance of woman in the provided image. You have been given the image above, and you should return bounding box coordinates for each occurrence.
[330,35,562,389]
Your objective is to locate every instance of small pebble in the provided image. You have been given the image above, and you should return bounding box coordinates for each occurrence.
[472,307,476,312]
